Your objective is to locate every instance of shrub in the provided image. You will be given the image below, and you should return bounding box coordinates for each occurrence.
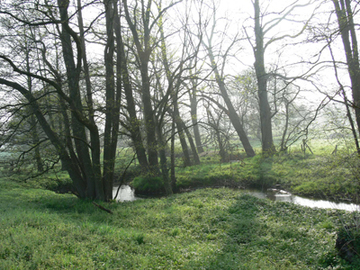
[131,176,165,195]
[336,224,360,265]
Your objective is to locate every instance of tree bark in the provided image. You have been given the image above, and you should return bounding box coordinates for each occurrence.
[332,0,360,144]
[58,0,103,199]
[254,0,275,155]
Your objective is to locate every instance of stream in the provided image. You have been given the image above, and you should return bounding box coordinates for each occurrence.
[113,185,359,212]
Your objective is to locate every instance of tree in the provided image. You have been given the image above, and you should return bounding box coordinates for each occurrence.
[0,0,124,200]
[253,0,275,154]
[200,1,256,157]
[332,0,360,151]
[204,102,231,162]
[246,0,315,154]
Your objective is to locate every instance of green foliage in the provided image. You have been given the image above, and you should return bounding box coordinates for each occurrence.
[131,176,165,195]
[175,141,360,203]
[1,176,357,269]
[24,172,73,193]
[176,154,277,189]
[336,219,360,267]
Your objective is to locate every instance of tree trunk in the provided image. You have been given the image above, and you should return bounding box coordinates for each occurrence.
[190,91,204,154]
[333,0,360,145]
[26,43,44,173]
[170,117,177,191]
[58,0,103,200]
[173,100,192,167]
[117,10,149,172]
[102,0,119,201]
[183,124,201,165]
[77,0,103,195]
[123,0,159,175]
[207,49,255,157]
[254,0,275,155]
[155,120,173,195]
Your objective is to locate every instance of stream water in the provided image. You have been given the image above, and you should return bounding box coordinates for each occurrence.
[112,185,359,212]
[112,185,137,202]
[247,189,359,212]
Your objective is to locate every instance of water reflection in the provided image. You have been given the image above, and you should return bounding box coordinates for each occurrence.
[248,189,359,212]
[113,185,137,202]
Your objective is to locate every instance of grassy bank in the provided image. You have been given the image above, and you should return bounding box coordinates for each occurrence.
[176,142,360,203]
[0,177,358,269]
[4,140,359,203]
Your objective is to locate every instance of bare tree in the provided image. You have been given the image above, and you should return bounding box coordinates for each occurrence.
[200,1,255,157]
[332,0,360,149]
[246,0,315,154]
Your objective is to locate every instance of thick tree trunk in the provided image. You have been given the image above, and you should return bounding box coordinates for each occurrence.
[254,0,275,155]
[102,0,118,201]
[58,0,104,200]
[140,59,160,174]
[77,0,103,196]
[333,0,360,146]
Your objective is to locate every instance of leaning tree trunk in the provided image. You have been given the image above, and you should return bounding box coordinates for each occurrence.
[207,49,255,157]
[173,98,192,167]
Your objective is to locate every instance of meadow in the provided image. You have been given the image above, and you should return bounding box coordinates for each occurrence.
[1,138,360,269]
[0,177,359,269]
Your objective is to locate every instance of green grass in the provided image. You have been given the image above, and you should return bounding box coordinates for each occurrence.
[3,139,358,203]
[175,140,360,203]
[0,177,358,269]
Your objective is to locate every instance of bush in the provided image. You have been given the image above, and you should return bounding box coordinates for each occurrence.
[336,224,360,265]
[24,172,73,194]
[131,176,165,195]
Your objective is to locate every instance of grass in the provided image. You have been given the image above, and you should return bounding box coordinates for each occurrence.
[2,138,359,203]
[175,140,360,203]
[0,177,358,269]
